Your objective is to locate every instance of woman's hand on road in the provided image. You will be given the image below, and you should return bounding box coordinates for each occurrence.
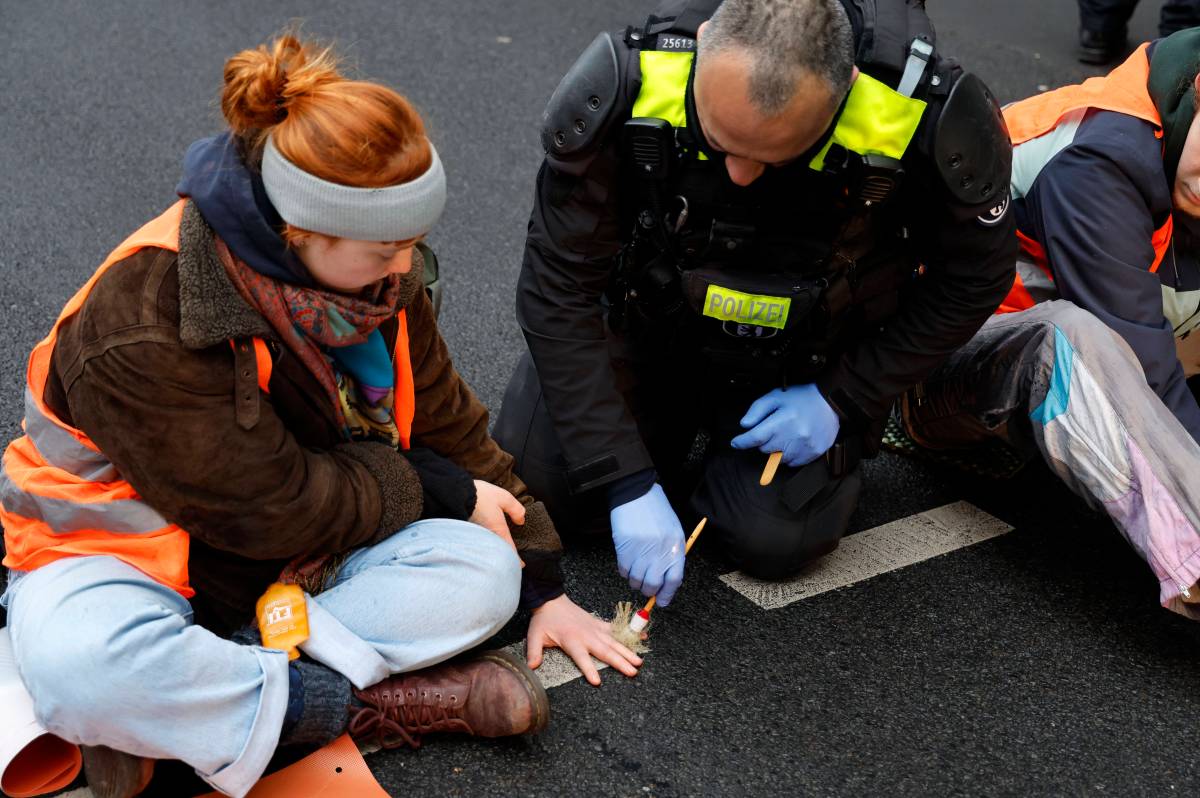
[526,594,644,686]
[470,480,524,562]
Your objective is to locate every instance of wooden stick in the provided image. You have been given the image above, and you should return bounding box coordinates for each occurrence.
[759,451,783,486]
[637,517,708,617]
[683,516,707,553]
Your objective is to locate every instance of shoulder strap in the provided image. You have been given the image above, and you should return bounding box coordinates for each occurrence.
[229,337,272,430]
[896,37,934,97]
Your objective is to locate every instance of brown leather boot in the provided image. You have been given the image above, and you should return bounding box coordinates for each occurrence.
[898,382,992,451]
[348,649,549,749]
[81,745,154,798]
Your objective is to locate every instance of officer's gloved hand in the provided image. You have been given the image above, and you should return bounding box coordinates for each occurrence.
[730,384,840,467]
[610,483,687,605]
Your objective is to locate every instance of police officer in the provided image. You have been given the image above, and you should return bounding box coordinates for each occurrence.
[495,0,1017,608]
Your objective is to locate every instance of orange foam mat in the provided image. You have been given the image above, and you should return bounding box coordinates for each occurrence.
[197,735,390,798]
[0,733,81,798]
[1,625,83,798]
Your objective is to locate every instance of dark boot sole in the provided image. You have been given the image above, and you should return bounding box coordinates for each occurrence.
[1077,46,1121,65]
[478,648,551,735]
[81,745,154,798]
[1077,29,1127,65]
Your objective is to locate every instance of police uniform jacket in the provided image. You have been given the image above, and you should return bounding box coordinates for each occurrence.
[516,0,1018,492]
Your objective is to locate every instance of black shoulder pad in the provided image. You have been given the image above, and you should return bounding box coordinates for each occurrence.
[934,72,1012,206]
[540,33,621,159]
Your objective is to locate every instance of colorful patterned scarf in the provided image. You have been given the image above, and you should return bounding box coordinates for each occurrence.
[215,236,403,446]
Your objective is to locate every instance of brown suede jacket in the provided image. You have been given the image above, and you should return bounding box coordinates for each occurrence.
[40,201,563,634]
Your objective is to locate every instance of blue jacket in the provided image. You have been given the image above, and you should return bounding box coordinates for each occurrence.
[1009,100,1200,442]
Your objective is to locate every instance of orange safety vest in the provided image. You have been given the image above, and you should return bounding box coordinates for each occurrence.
[998,42,1172,314]
[0,200,417,596]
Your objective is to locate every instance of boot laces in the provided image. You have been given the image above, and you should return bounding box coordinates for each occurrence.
[349,687,473,750]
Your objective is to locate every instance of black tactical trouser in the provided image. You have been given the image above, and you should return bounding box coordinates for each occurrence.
[494,350,862,580]
[1078,0,1200,36]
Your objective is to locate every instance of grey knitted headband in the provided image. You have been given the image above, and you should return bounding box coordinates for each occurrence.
[261,135,446,241]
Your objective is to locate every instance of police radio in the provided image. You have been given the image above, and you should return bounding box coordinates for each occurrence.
[623,117,674,237]
[821,143,905,208]
[619,117,685,320]
[625,117,673,180]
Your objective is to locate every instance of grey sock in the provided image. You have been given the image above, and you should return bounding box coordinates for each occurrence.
[229,623,260,647]
[279,660,354,748]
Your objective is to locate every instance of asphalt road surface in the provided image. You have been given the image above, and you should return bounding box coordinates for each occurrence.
[2,1,1196,796]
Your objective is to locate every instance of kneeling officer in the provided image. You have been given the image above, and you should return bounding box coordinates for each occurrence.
[495,0,1016,604]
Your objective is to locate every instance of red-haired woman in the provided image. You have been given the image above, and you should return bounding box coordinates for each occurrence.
[0,34,641,798]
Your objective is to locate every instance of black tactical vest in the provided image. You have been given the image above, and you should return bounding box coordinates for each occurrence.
[613,0,940,387]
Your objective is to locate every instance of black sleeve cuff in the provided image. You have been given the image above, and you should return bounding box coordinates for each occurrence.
[565,440,657,494]
[605,467,657,511]
[519,550,566,609]
[814,376,878,430]
[401,447,477,521]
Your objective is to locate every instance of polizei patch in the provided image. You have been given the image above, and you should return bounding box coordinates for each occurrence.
[702,286,791,330]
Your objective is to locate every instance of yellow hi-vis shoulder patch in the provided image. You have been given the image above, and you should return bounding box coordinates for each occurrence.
[703,285,791,329]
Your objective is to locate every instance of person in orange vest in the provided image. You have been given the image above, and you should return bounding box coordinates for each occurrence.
[0,33,643,798]
[901,28,1200,618]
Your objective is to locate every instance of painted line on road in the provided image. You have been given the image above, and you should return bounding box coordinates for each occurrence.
[48,501,1012,792]
[503,643,608,689]
[513,502,1011,689]
[719,500,1012,610]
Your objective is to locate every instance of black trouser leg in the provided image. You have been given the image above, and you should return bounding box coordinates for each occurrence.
[495,346,861,575]
[691,447,862,580]
[495,348,704,538]
[1160,0,1200,35]
[494,351,608,536]
[1077,0,1139,34]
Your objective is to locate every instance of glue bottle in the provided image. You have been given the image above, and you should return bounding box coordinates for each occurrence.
[629,608,652,633]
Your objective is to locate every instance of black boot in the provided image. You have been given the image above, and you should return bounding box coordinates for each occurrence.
[1078,27,1127,65]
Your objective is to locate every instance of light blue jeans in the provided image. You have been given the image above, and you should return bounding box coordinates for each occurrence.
[0,519,521,797]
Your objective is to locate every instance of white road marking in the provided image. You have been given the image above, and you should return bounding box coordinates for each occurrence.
[503,643,608,689]
[38,502,1011,791]
[719,500,1013,610]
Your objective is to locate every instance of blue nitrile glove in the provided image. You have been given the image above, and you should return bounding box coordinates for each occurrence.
[730,384,840,467]
[609,483,687,606]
